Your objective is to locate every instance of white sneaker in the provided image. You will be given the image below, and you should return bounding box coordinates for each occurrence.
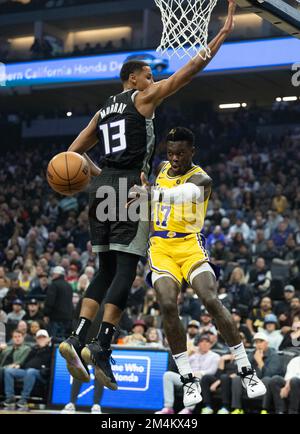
[201,406,214,414]
[239,367,266,398]
[61,403,76,414]
[91,404,102,414]
[180,374,202,407]
[217,407,229,414]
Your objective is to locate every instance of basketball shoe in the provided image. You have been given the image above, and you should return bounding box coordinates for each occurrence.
[59,334,90,382]
[180,374,202,407]
[239,367,266,398]
[81,339,118,390]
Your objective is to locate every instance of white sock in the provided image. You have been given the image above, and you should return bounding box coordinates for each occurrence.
[173,351,192,377]
[229,342,251,372]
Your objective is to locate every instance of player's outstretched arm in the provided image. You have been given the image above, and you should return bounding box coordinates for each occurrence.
[68,111,102,176]
[141,0,235,106]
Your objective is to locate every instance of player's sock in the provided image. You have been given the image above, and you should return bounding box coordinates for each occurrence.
[74,317,92,344]
[97,322,116,349]
[229,342,251,372]
[173,351,192,376]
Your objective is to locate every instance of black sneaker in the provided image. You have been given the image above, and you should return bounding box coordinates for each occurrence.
[59,334,90,382]
[3,397,16,409]
[81,340,117,390]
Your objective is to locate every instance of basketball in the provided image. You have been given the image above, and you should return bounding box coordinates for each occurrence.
[47,151,91,196]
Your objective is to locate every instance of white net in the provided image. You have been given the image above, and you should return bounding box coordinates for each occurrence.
[155,0,218,59]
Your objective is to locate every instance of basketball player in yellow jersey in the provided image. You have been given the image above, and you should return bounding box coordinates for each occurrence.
[128,128,266,411]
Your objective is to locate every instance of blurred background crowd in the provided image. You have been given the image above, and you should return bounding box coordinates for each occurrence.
[0,103,300,413]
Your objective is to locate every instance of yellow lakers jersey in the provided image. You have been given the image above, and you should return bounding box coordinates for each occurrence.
[153,162,210,234]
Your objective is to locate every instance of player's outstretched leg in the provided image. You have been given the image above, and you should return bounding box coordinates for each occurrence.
[190,264,266,398]
[82,252,139,390]
[81,306,119,391]
[154,274,202,409]
[60,252,116,382]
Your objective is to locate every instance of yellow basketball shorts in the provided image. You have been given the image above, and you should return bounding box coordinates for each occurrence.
[148,232,210,285]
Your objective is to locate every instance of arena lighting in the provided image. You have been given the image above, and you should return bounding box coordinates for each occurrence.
[282,96,298,101]
[219,103,243,109]
[66,112,72,117]
[241,103,247,107]
[276,97,282,101]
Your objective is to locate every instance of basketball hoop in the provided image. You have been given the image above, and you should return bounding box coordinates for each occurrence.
[155,0,218,59]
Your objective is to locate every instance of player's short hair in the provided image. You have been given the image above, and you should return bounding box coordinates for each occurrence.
[166,127,195,147]
[120,60,149,82]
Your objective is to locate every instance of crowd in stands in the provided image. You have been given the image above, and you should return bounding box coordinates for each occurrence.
[0,36,130,63]
[0,103,300,413]
[0,0,124,14]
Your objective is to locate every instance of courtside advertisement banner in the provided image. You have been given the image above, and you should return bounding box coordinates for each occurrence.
[1,37,300,87]
[51,346,169,410]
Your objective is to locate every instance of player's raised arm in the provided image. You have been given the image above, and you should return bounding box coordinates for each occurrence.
[141,0,235,106]
[68,111,102,176]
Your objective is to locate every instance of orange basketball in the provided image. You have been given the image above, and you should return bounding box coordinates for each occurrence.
[46,151,91,196]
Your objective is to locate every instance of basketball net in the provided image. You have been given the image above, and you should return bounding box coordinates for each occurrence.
[155,0,218,59]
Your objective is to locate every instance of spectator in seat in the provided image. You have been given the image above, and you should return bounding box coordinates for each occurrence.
[206,226,226,250]
[264,355,300,414]
[155,335,220,415]
[0,300,7,324]
[0,277,9,301]
[7,299,26,324]
[258,314,283,351]
[229,217,250,242]
[231,308,252,347]
[23,298,44,323]
[201,352,236,414]
[275,285,296,318]
[61,378,103,414]
[126,275,146,317]
[290,297,300,324]
[28,272,49,301]
[186,320,201,352]
[12,320,34,346]
[246,296,274,336]
[0,330,31,393]
[210,240,231,268]
[248,257,272,299]
[198,306,217,336]
[142,288,160,317]
[262,239,278,268]
[18,267,32,292]
[43,266,73,339]
[66,264,79,292]
[30,38,41,59]
[272,221,292,248]
[179,287,201,322]
[279,320,300,350]
[227,267,253,318]
[230,333,282,414]
[2,329,52,410]
[272,185,289,215]
[145,327,164,348]
[28,321,42,340]
[2,274,26,313]
[122,320,147,346]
